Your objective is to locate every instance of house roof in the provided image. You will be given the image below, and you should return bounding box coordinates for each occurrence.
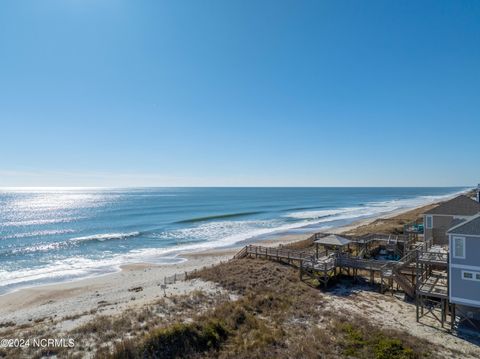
[314,234,351,247]
[449,218,467,228]
[424,195,480,216]
[448,213,480,236]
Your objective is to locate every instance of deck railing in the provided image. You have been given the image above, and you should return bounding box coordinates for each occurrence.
[336,253,391,270]
[242,245,316,262]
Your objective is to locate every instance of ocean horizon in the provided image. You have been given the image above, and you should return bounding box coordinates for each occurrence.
[0,187,468,294]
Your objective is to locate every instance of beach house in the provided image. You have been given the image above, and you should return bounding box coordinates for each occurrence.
[447,213,480,326]
[423,195,480,245]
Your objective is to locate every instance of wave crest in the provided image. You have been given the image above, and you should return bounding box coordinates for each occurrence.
[175,211,263,224]
[70,232,141,243]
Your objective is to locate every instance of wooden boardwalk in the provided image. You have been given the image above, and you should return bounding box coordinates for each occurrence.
[233,235,456,330]
[234,244,315,264]
[234,243,417,296]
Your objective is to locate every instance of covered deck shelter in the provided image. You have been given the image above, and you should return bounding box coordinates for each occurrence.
[314,234,351,258]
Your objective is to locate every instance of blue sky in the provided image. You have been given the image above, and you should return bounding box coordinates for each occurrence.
[0,1,479,187]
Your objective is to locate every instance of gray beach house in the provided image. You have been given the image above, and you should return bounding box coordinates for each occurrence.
[423,195,480,245]
[447,213,480,320]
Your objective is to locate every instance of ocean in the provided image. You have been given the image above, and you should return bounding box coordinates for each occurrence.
[0,187,466,294]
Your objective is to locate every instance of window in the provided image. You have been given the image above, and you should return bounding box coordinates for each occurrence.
[453,237,466,259]
[463,272,473,279]
[462,271,480,282]
[425,215,433,229]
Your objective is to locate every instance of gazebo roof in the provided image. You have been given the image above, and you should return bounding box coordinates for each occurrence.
[314,234,351,247]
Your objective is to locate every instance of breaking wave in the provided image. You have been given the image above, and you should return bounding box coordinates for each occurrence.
[175,211,264,224]
[70,232,141,243]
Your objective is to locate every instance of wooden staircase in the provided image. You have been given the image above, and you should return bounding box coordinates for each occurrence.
[385,236,402,258]
[233,246,248,259]
[381,249,417,298]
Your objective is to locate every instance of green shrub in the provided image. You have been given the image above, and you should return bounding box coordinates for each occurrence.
[109,319,228,359]
[374,337,414,359]
[337,320,417,359]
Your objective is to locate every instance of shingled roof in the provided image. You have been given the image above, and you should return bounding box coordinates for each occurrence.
[314,234,351,247]
[424,195,480,216]
[448,213,480,236]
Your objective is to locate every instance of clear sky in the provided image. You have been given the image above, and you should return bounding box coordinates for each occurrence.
[0,1,479,187]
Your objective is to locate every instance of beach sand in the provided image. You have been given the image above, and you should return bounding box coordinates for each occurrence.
[0,203,416,331]
[0,215,377,329]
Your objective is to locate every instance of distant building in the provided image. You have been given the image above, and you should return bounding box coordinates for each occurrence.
[447,214,480,315]
[423,195,480,245]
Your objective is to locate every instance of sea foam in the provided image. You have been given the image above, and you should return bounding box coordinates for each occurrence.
[70,232,141,243]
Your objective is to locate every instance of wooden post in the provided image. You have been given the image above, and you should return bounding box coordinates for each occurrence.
[415,249,419,322]
[380,271,383,293]
[416,295,419,322]
[441,299,445,328]
[451,303,456,332]
[324,262,328,288]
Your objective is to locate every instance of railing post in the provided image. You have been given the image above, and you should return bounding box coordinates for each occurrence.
[415,249,420,322]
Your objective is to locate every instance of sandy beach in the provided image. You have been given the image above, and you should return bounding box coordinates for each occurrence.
[0,235,315,330]
[0,205,391,327]
[0,204,420,330]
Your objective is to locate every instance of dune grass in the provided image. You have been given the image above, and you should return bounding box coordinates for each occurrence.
[103,259,434,358]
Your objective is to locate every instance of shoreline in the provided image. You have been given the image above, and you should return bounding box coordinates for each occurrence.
[0,189,466,298]
[0,200,434,328]
[0,204,410,299]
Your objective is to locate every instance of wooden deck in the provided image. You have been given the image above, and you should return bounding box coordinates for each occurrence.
[236,244,315,264]
[417,272,448,299]
[233,234,457,330]
[234,238,440,302]
[418,245,448,266]
[336,255,392,271]
[303,258,336,272]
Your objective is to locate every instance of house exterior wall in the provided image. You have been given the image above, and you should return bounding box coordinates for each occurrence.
[424,215,455,245]
[424,215,432,241]
[449,234,480,308]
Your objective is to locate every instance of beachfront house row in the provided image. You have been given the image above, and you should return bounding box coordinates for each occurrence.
[423,195,480,245]
[447,214,480,317]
